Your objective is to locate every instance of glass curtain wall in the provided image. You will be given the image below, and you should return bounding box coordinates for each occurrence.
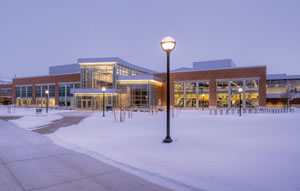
[230,81,243,108]
[186,82,197,108]
[174,83,184,107]
[81,63,115,89]
[36,84,55,107]
[266,80,288,95]
[217,81,229,108]
[16,86,32,106]
[198,82,209,108]
[174,81,210,108]
[59,83,80,107]
[245,80,259,107]
[75,94,115,110]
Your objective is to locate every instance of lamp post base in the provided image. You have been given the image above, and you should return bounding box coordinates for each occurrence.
[163,136,173,143]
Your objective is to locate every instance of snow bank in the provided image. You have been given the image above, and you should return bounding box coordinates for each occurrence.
[9,114,63,130]
[50,110,300,191]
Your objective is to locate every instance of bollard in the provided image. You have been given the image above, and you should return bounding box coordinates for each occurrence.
[214,109,217,115]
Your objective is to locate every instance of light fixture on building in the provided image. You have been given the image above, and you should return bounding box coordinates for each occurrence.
[161,36,176,143]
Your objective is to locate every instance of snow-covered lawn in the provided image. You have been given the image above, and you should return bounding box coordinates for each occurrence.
[0,105,71,116]
[9,114,63,130]
[49,110,300,191]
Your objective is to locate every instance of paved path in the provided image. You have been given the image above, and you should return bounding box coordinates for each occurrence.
[33,116,87,134]
[0,120,169,191]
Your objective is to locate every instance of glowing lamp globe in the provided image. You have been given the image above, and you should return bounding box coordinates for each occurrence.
[161,36,176,52]
[238,87,243,93]
[102,87,106,92]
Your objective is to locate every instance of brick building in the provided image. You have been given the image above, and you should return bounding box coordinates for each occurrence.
[1,57,296,109]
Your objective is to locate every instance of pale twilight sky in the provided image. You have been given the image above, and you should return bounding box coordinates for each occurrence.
[0,0,299,79]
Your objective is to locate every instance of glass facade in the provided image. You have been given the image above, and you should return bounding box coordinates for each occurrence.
[174,81,210,108]
[217,81,229,108]
[245,80,259,107]
[75,94,116,110]
[216,79,259,108]
[117,80,161,108]
[80,63,146,89]
[198,82,209,108]
[16,85,33,106]
[59,83,80,107]
[35,84,56,107]
[174,83,184,107]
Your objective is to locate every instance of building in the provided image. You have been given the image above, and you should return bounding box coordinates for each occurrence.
[266,74,300,108]
[1,57,296,109]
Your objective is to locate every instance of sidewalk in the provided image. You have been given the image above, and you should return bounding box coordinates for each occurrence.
[0,120,169,191]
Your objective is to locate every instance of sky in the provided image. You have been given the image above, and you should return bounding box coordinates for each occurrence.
[0,0,299,79]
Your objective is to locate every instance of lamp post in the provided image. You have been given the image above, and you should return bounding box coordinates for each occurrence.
[238,87,243,116]
[45,89,49,113]
[102,87,106,117]
[161,36,176,143]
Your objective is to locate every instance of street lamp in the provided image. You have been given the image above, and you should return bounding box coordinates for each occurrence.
[161,36,176,143]
[238,87,243,116]
[102,87,106,117]
[45,89,49,113]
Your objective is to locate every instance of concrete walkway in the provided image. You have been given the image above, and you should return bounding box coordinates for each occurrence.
[0,120,169,191]
[33,116,87,134]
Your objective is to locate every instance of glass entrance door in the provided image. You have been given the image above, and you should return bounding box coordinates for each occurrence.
[81,99,93,110]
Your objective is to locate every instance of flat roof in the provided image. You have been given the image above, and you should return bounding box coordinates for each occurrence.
[169,65,266,74]
[77,57,157,74]
[117,75,164,83]
[267,74,300,80]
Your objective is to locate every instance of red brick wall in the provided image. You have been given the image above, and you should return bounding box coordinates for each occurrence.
[155,66,267,107]
[12,74,80,105]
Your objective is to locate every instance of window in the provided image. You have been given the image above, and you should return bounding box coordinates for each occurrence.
[49,85,55,97]
[27,86,32,98]
[1,88,12,96]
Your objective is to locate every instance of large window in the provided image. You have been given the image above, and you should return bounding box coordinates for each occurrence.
[186,83,196,108]
[81,63,115,89]
[217,81,229,108]
[49,85,55,97]
[198,82,209,108]
[174,83,184,107]
[36,86,41,97]
[1,88,12,96]
[59,84,66,106]
[27,86,32,98]
[245,80,259,107]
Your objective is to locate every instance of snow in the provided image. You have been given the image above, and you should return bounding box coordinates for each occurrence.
[9,114,63,130]
[47,110,300,191]
[0,105,71,116]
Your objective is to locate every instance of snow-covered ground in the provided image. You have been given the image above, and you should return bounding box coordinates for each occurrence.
[0,105,71,116]
[0,106,73,130]
[9,114,63,130]
[48,110,300,191]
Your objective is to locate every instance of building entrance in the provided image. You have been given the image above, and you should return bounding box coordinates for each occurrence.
[81,99,93,110]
